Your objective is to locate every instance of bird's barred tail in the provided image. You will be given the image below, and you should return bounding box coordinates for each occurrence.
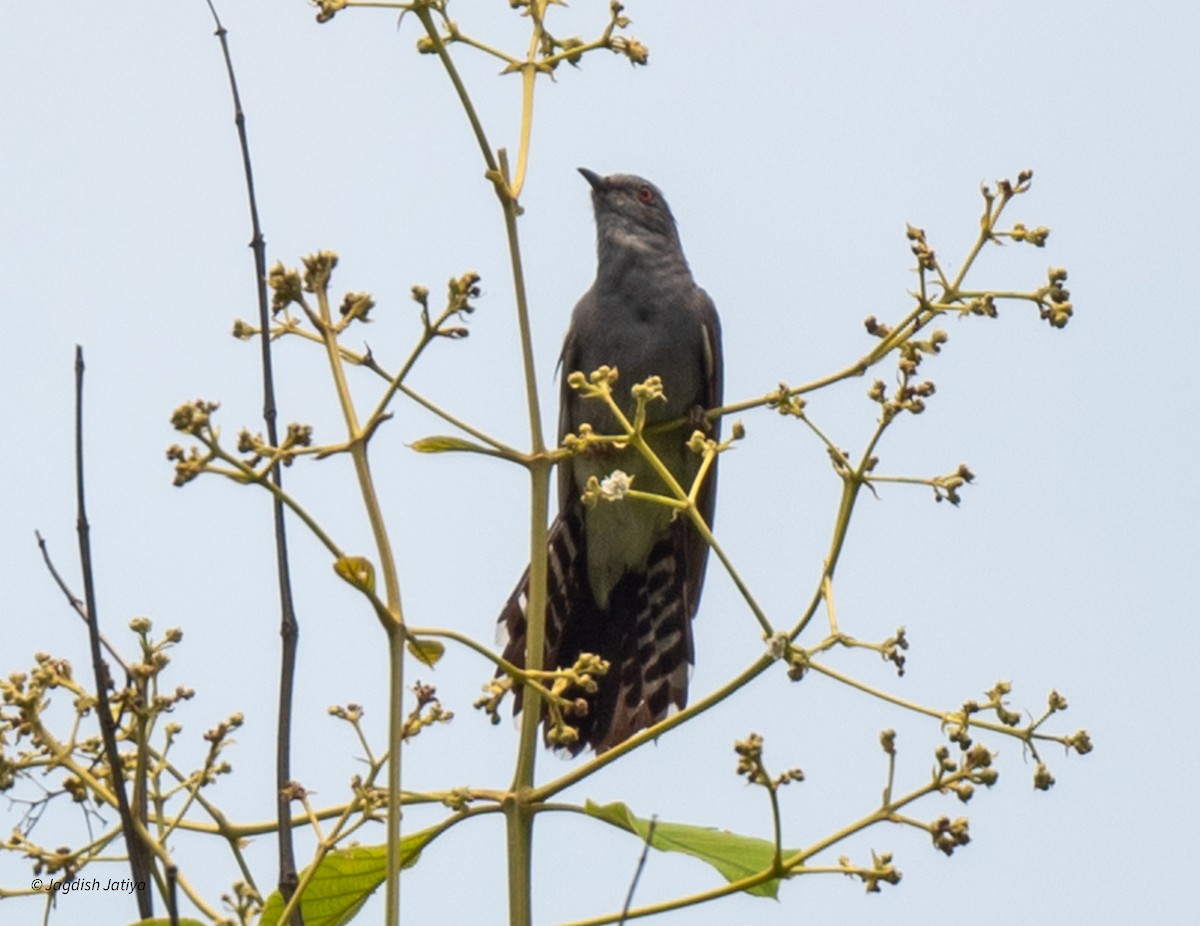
[498,513,583,722]
[498,515,694,755]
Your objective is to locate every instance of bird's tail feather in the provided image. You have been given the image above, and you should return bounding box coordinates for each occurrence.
[499,513,583,715]
[498,515,693,755]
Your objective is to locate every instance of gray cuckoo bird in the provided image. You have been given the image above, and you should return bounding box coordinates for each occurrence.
[498,168,723,754]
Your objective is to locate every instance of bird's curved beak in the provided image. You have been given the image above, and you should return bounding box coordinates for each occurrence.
[578,167,606,191]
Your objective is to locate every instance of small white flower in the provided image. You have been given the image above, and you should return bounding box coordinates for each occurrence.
[599,470,633,501]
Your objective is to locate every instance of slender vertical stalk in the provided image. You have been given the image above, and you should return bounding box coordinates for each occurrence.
[73,347,156,918]
[312,278,406,925]
[409,14,553,924]
[385,620,405,926]
[202,4,304,917]
[498,148,549,926]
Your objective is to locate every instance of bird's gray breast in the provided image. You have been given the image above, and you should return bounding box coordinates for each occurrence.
[570,289,704,422]
[565,288,706,608]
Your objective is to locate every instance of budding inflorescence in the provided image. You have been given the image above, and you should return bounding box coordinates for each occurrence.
[1038,266,1073,328]
[734,733,804,790]
[767,382,807,418]
[401,681,455,742]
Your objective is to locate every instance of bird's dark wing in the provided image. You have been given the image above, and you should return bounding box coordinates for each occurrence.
[556,309,584,515]
[680,287,723,620]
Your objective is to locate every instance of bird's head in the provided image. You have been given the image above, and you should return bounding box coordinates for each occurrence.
[578,168,682,257]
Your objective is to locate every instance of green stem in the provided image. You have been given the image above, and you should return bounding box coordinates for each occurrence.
[511,65,537,199]
[413,7,499,177]
[498,149,546,453]
[655,191,1023,434]
[208,443,345,559]
[533,655,776,802]
[385,621,405,925]
[411,14,549,926]
[790,409,891,642]
[766,781,784,872]
[313,273,406,926]
[691,510,774,637]
[394,381,523,456]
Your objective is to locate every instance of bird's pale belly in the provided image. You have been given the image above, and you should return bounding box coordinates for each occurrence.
[573,434,691,609]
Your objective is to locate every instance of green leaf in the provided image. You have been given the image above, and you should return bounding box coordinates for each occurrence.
[410,435,488,454]
[407,636,445,667]
[333,555,375,595]
[259,828,439,926]
[585,799,791,899]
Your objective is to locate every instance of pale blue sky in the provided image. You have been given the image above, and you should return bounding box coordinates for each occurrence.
[2,2,1195,924]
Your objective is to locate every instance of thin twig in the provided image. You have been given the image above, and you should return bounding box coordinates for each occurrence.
[73,346,155,918]
[203,2,303,919]
[34,531,129,672]
[617,816,657,925]
[166,863,180,926]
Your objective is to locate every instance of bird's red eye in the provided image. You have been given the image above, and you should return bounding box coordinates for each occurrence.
[637,186,654,204]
